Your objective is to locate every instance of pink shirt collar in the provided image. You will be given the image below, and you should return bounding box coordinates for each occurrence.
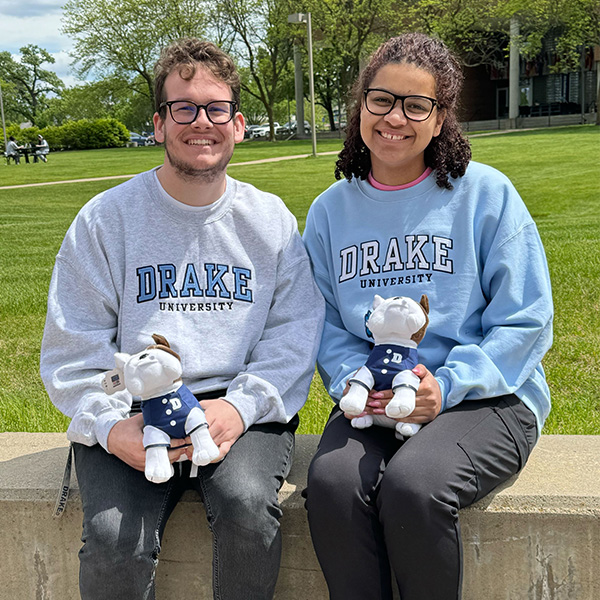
[367,167,432,191]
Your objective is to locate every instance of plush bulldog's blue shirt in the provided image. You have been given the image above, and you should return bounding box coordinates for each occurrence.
[141,385,200,439]
[365,344,419,391]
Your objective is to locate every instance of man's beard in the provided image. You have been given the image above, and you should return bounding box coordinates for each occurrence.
[164,134,233,183]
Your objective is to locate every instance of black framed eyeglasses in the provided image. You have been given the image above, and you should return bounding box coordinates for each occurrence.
[363,89,438,122]
[160,100,237,125]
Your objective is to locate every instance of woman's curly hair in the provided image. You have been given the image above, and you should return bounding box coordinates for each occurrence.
[335,33,471,190]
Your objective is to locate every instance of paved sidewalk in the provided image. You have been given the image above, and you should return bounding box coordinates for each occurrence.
[0,150,340,190]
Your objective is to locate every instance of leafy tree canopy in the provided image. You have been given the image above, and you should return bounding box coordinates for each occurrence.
[62,0,209,109]
[0,45,64,125]
[214,0,295,140]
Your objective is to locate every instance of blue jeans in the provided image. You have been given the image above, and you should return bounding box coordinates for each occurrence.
[74,416,297,600]
[305,396,537,600]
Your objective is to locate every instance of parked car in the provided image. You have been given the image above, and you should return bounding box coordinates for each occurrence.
[276,121,312,136]
[251,122,280,138]
[244,124,262,139]
[129,132,148,146]
[142,131,156,145]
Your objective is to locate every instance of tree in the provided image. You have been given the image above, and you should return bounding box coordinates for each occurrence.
[393,0,512,69]
[0,45,64,125]
[293,0,395,131]
[62,0,209,111]
[501,0,599,66]
[40,77,154,131]
[239,77,271,124]
[215,0,295,140]
[503,0,600,118]
[514,0,600,123]
[309,45,346,131]
[0,79,22,124]
[404,0,600,80]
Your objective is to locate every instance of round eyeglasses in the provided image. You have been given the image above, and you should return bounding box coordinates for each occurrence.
[160,100,237,125]
[363,89,438,122]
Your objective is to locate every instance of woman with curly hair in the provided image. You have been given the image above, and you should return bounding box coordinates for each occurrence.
[302,33,553,599]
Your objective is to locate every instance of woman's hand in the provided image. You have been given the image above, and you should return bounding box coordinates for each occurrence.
[401,364,442,423]
[351,365,441,423]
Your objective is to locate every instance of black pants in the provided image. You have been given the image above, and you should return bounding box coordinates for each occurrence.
[305,396,537,600]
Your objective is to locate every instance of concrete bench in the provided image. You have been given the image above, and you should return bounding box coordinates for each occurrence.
[1,433,598,600]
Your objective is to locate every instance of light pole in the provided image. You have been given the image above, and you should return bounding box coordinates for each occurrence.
[508,16,520,127]
[288,12,317,157]
[293,44,306,139]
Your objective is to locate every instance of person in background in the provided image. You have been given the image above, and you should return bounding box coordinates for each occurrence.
[6,136,23,164]
[302,32,553,600]
[34,134,49,162]
[41,37,324,600]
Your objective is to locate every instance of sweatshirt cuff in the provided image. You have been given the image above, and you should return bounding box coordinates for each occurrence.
[225,375,282,430]
[331,374,352,402]
[435,376,448,413]
[95,411,127,452]
[223,390,256,431]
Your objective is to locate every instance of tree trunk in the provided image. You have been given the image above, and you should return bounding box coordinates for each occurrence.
[326,103,336,131]
[596,59,600,126]
[266,104,276,141]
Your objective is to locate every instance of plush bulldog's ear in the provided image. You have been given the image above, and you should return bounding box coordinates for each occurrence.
[372,295,384,309]
[152,334,170,348]
[148,334,180,361]
[420,294,429,315]
[114,352,130,370]
[163,360,182,382]
[127,376,145,397]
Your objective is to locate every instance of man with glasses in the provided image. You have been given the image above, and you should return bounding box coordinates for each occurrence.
[41,38,324,600]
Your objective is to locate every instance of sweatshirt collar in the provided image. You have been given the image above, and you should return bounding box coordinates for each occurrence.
[354,169,438,203]
[143,168,234,224]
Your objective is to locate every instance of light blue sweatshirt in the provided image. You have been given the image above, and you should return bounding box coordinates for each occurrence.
[302,161,553,435]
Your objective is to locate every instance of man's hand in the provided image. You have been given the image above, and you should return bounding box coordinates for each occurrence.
[199,399,245,461]
[107,413,191,471]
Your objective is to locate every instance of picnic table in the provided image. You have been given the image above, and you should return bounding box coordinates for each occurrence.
[18,145,34,164]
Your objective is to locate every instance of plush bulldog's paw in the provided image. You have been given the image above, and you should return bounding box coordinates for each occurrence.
[396,422,422,438]
[385,400,414,419]
[191,427,220,466]
[340,388,368,416]
[351,414,374,429]
[145,449,174,484]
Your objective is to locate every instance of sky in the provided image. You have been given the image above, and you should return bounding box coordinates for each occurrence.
[0,0,83,87]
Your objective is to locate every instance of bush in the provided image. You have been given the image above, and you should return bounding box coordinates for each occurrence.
[2,118,129,151]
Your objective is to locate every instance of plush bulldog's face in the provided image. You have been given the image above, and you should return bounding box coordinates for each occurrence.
[366,295,429,344]
[114,347,182,398]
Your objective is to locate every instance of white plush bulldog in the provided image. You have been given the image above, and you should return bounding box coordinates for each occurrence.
[104,334,220,483]
[340,295,429,439]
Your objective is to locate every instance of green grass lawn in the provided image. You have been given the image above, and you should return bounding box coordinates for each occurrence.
[1,125,599,435]
[0,138,344,187]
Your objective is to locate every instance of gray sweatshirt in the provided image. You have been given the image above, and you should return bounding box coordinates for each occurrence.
[40,169,325,451]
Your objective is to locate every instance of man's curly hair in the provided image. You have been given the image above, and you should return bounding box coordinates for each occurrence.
[335,33,471,190]
[154,38,240,116]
